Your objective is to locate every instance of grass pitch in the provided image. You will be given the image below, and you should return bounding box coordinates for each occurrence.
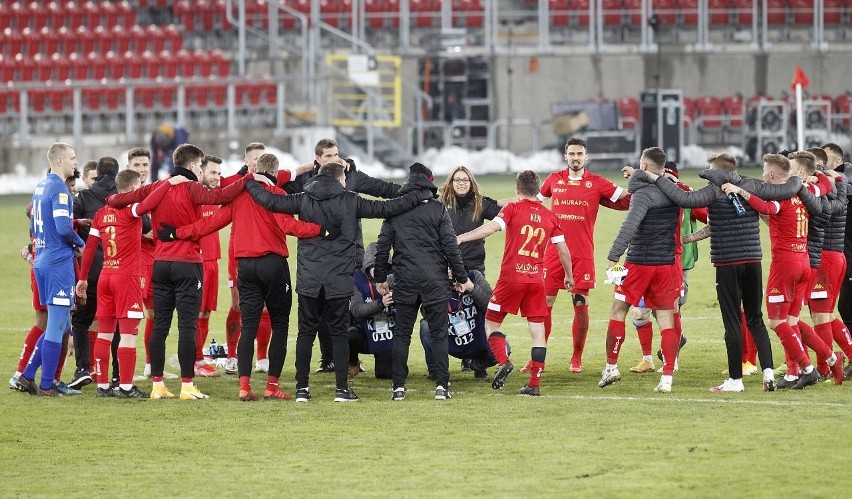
[0,170,850,497]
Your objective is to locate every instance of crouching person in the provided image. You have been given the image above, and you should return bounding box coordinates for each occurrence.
[348,242,394,380]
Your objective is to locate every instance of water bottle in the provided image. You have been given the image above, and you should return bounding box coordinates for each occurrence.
[728,193,747,217]
[209,338,219,358]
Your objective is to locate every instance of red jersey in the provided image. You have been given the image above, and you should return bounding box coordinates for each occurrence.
[746,195,808,262]
[140,226,155,267]
[538,169,626,258]
[493,199,564,283]
[80,181,172,278]
[175,184,321,259]
[199,205,221,261]
[107,175,248,263]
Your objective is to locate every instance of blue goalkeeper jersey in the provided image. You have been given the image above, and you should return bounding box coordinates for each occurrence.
[31,173,84,267]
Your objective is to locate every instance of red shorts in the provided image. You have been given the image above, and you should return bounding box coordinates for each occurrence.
[97,273,145,320]
[808,250,846,313]
[485,280,547,322]
[141,264,153,310]
[31,268,46,312]
[228,252,238,288]
[766,258,809,320]
[544,252,594,296]
[614,262,679,310]
[201,260,219,312]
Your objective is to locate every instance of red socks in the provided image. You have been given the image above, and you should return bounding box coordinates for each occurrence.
[239,375,251,392]
[487,333,510,365]
[637,323,653,356]
[266,375,280,393]
[527,361,545,388]
[660,328,679,375]
[117,347,136,387]
[17,325,44,372]
[572,305,589,361]
[226,308,241,358]
[797,321,831,371]
[773,322,811,368]
[144,319,153,364]
[830,319,852,358]
[673,312,682,337]
[94,337,112,385]
[256,311,271,361]
[605,320,626,365]
[195,317,210,362]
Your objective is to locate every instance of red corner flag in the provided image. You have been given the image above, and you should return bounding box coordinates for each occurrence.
[790,66,810,91]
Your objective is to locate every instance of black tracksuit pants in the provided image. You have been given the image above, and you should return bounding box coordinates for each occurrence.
[151,260,202,379]
[295,289,350,391]
[237,254,292,378]
[347,326,393,379]
[393,298,450,389]
[715,262,774,379]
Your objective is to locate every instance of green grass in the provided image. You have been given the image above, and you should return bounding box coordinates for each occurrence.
[0,170,850,497]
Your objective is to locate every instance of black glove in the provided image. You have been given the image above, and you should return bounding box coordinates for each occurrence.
[157,223,179,242]
[237,165,248,176]
[345,158,357,172]
[409,162,433,180]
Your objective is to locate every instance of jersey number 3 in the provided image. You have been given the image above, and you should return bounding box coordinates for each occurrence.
[103,226,118,257]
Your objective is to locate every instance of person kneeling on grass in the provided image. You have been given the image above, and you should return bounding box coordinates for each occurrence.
[420,268,509,381]
[456,170,573,396]
[347,242,395,380]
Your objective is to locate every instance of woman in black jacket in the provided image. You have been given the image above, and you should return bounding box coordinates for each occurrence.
[437,166,501,275]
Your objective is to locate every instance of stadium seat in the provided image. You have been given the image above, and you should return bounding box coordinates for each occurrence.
[33,52,53,81]
[653,0,677,25]
[766,0,788,25]
[82,86,102,110]
[387,0,401,27]
[82,1,101,27]
[21,27,39,57]
[115,0,136,28]
[708,0,729,25]
[135,86,157,110]
[0,87,21,115]
[103,50,123,80]
[209,49,231,76]
[67,52,86,80]
[111,24,132,53]
[0,4,10,31]
[2,28,25,57]
[696,96,723,129]
[624,0,642,25]
[65,1,87,30]
[28,2,50,31]
[682,96,696,127]
[174,49,195,78]
[10,2,28,31]
[320,0,341,28]
[14,53,36,81]
[410,0,438,28]
[174,0,195,32]
[140,50,160,79]
[50,52,70,80]
[75,25,96,54]
[47,86,73,113]
[38,26,61,56]
[163,24,182,51]
[365,0,385,28]
[731,0,752,25]
[789,0,814,24]
[158,86,177,109]
[824,0,842,24]
[572,0,591,26]
[835,92,851,128]
[123,50,144,79]
[679,0,698,25]
[192,49,213,78]
[616,97,640,129]
[550,0,570,27]
[721,94,745,128]
[601,0,623,26]
[103,87,125,111]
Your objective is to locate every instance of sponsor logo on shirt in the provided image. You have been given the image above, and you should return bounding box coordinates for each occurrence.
[58,193,68,205]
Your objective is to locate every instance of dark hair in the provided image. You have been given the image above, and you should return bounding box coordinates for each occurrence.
[315,138,338,156]
[244,142,265,155]
[318,162,345,179]
[806,147,828,165]
[115,169,141,192]
[564,137,587,153]
[82,160,98,177]
[763,153,791,173]
[128,147,150,161]
[97,156,120,177]
[788,151,816,175]
[822,142,843,157]
[438,166,483,222]
[516,170,541,196]
[201,155,223,169]
[641,147,667,170]
[173,144,204,169]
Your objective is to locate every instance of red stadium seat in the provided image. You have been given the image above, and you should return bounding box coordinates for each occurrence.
[135,86,157,110]
[38,26,61,55]
[653,0,676,25]
[65,1,87,30]
[0,87,21,114]
[50,52,70,80]
[320,0,341,28]
[3,28,25,57]
[67,52,87,80]
[452,0,484,28]
[411,0,437,28]
[75,25,96,54]
[0,54,14,83]
[835,93,851,128]
[174,49,195,78]
[48,86,73,113]
[103,50,123,80]
[93,25,111,52]
[82,1,101,27]
[158,86,177,109]
[82,87,102,110]
[209,49,231,76]
[174,0,195,32]
[143,25,164,52]
[100,1,119,28]
[192,49,213,78]
[103,87,125,111]
[722,94,745,128]
[789,0,814,24]
[210,83,227,107]
[696,96,723,128]
[159,50,179,78]
[387,0,401,27]
[365,0,385,28]
[624,0,642,25]
[602,0,623,26]
[140,50,160,79]
[28,1,50,30]
[236,82,262,106]
[824,0,842,24]
[111,24,132,53]
[682,97,696,127]
[116,0,136,28]
[163,24,182,51]
[616,97,640,129]
[708,0,729,25]
[10,2,29,31]
[679,0,698,25]
[766,0,788,25]
[0,4,10,31]
[572,0,591,26]
[21,27,40,57]
[549,0,570,27]
[33,53,53,81]
[14,53,36,81]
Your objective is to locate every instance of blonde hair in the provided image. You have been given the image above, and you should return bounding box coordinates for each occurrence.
[706,152,737,172]
[255,153,279,174]
[438,166,483,222]
[47,142,73,164]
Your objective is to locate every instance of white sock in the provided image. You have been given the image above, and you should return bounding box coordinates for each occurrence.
[730,378,744,386]
[827,354,837,366]
[606,363,618,371]
[152,380,165,387]
[803,365,814,374]
[195,360,206,367]
[182,381,194,389]
[784,374,798,381]
[14,371,22,377]
[643,355,653,362]
[660,375,673,384]
[763,368,775,379]
[119,384,132,391]
[98,383,110,389]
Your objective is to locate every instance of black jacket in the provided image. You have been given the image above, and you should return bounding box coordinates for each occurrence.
[73,174,117,280]
[824,173,848,254]
[284,162,402,268]
[447,195,501,274]
[608,174,679,265]
[246,173,433,299]
[374,192,469,307]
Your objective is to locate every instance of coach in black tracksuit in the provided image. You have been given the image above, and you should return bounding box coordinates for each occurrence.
[374,164,469,400]
[647,160,808,384]
[70,157,120,388]
[284,153,401,372]
[246,163,433,402]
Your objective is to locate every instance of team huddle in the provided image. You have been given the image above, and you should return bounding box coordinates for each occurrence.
[10,137,852,401]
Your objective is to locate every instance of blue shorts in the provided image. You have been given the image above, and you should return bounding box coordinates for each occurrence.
[34,261,75,307]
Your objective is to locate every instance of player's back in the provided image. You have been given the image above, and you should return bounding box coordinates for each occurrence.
[497,199,561,283]
[31,173,74,266]
[92,205,144,276]
[768,196,808,261]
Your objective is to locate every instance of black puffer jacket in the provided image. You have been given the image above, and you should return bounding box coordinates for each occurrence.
[374,191,469,306]
[246,173,432,299]
[824,173,848,253]
[608,174,679,265]
[654,169,803,265]
[446,194,501,273]
[284,161,402,267]
[73,174,117,280]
